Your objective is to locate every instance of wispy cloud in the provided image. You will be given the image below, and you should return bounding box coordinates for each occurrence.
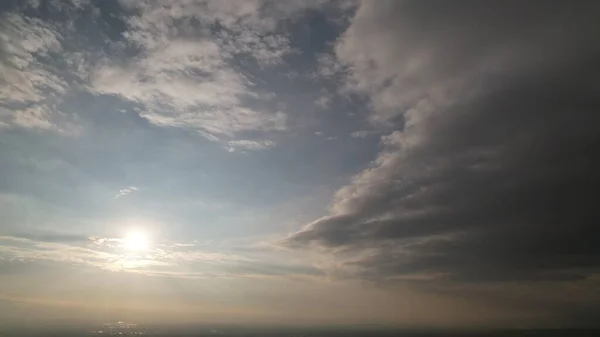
[0,234,321,279]
[1,0,324,141]
[88,1,298,139]
[0,12,78,134]
[8,104,81,135]
[0,13,65,104]
[314,94,332,110]
[349,130,369,139]
[115,186,138,198]
[227,139,275,152]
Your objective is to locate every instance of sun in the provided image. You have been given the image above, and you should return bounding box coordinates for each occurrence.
[122,230,150,251]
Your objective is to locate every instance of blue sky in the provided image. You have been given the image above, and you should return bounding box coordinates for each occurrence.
[0,0,369,241]
[1,0,600,329]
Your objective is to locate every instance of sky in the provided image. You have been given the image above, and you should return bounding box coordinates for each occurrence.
[1,0,600,330]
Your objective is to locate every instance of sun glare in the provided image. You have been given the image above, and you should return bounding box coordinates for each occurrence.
[123,230,150,251]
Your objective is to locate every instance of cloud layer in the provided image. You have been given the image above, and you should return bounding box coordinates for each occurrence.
[0,233,321,280]
[286,0,600,284]
[1,0,329,140]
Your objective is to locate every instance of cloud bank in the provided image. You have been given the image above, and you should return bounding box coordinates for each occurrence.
[286,0,600,285]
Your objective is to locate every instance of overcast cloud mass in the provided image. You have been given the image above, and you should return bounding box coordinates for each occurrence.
[1,0,600,330]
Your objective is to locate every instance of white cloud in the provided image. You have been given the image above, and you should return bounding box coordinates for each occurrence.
[0,235,319,279]
[316,53,345,79]
[350,130,369,138]
[115,186,139,198]
[11,105,59,131]
[315,94,332,110]
[217,30,293,67]
[0,235,237,273]
[90,39,274,136]
[88,0,312,138]
[1,104,82,136]
[227,139,275,152]
[2,1,330,138]
[160,250,255,264]
[0,0,334,139]
[0,13,83,135]
[0,13,65,104]
[0,235,119,269]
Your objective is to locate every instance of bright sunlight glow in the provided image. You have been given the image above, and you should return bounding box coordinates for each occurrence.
[123,230,150,251]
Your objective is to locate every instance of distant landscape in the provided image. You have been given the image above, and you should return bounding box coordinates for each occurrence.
[2,326,600,337]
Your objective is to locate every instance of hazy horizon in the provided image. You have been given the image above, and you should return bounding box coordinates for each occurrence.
[1,0,599,330]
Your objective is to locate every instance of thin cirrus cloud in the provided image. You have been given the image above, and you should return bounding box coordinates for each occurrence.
[0,234,320,279]
[115,186,138,198]
[227,139,275,152]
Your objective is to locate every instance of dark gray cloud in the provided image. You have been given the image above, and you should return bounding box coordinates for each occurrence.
[286,0,600,284]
